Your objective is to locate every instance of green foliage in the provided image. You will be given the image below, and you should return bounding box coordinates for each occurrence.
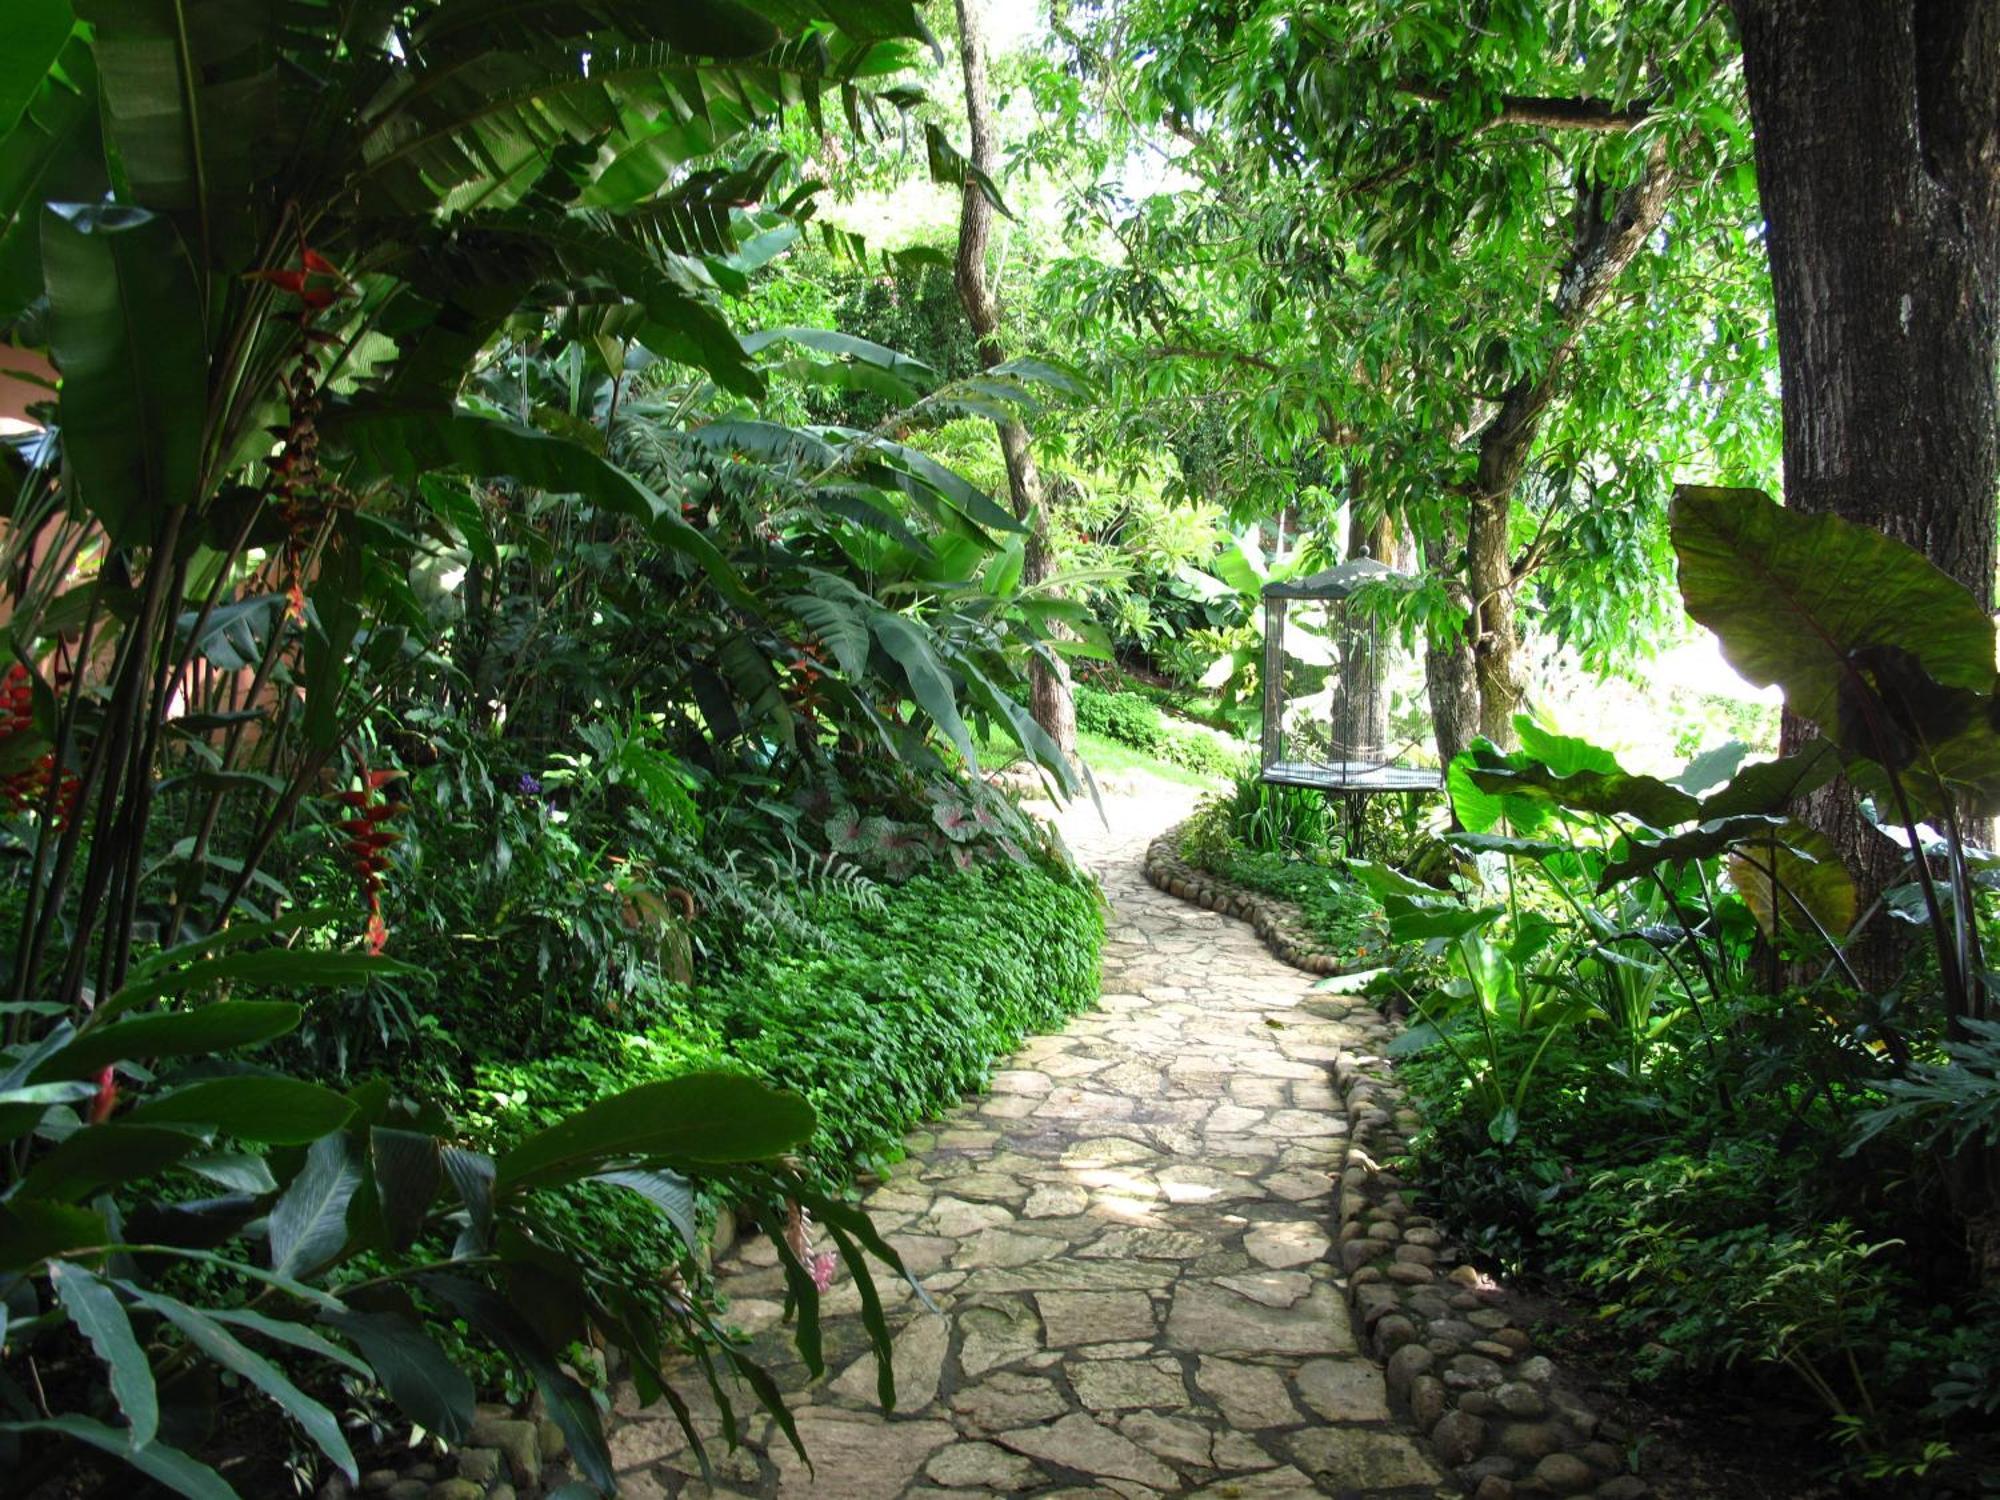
[1071,681,1245,777]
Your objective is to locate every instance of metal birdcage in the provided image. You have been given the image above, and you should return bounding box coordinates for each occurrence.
[1258,557,1443,794]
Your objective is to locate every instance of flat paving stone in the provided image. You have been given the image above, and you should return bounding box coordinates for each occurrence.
[610,786,1445,1496]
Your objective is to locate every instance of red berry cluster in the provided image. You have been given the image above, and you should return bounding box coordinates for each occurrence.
[0,664,78,826]
[330,769,406,954]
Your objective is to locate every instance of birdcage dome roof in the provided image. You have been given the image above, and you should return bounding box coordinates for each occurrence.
[1260,555,1408,601]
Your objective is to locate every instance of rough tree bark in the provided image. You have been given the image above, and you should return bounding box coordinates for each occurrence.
[1734,2,2000,887]
[1438,147,1675,752]
[1733,0,2000,1279]
[952,0,1075,755]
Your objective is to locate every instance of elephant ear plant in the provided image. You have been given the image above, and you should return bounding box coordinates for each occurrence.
[1667,485,2000,1275]
[0,924,913,1496]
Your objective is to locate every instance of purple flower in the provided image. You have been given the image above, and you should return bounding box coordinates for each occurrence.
[516,773,542,796]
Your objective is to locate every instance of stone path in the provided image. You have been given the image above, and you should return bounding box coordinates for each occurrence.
[609,787,1446,1498]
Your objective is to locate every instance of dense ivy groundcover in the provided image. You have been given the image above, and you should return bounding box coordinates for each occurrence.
[466,857,1105,1193]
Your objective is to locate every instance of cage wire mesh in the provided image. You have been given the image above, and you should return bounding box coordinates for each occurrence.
[1259,557,1442,793]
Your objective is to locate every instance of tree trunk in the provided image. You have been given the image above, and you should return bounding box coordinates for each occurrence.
[1447,148,1675,753]
[1423,527,1480,770]
[1734,0,2000,1282]
[952,0,1074,756]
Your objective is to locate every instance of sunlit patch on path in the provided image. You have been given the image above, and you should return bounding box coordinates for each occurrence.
[612,787,1446,1498]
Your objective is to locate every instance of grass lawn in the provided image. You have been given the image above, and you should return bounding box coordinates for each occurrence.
[977,725,1231,791]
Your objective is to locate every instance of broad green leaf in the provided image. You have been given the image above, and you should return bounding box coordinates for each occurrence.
[593,1168,697,1248]
[1727,826,1857,944]
[0,1416,235,1499]
[1462,754,1700,829]
[0,1200,105,1271]
[1515,719,1621,777]
[182,1151,279,1195]
[0,2,76,141]
[52,1262,157,1448]
[742,326,936,390]
[370,1127,442,1253]
[326,406,749,605]
[36,1002,303,1080]
[1697,739,1839,820]
[269,1132,362,1279]
[18,1124,201,1202]
[121,1286,357,1482]
[1668,740,1748,795]
[102,947,421,1022]
[0,1080,97,1109]
[1671,485,1997,748]
[1596,815,1787,890]
[43,202,204,547]
[1448,744,1551,835]
[873,613,978,775]
[128,1077,357,1144]
[422,1274,613,1492]
[201,1306,370,1378]
[496,1073,814,1192]
[323,1309,473,1444]
[0,29,98,320]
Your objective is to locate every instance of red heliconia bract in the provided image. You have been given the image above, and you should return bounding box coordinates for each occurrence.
[331,766,405,954]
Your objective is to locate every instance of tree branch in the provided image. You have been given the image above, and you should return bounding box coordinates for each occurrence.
[1397,81,1652,132]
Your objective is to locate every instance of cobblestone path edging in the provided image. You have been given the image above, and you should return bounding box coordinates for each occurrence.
[1145,821,1655,1500]
[1139,829,1377,978]
[602,791,1451,1497]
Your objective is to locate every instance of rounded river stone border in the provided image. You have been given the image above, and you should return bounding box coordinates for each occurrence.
[1147,820,1655,1500]
[1140,829,1372,977]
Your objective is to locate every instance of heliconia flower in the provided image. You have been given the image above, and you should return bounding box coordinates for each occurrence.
[88,1066,117,1125]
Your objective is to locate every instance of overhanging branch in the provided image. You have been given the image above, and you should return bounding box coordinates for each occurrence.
[1398,81,1652,132]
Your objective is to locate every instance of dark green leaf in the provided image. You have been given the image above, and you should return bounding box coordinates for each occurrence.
[1671,485,1997,747]
[52,1263,157,1449]
[269,1132,361,1279]
[422,1275,613,1493]
[120,1286,357,1482]
[323,1309,474,1444]
[129,1077,357,1144]
[592,1168,697,1249]
[42,202,203,546]
[36,1002,303,1080]
[0,1416,234,1499]
[18,1124,201,1203]
[496,1073,814,1192]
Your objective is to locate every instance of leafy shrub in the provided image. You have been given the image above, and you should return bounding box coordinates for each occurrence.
[1074,681,1245,778]
[1075,682,1167,749]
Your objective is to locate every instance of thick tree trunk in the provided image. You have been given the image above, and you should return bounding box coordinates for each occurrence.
[1423,527,1480,770]
[1734,0,2000,1282]
[952,0,1074,756]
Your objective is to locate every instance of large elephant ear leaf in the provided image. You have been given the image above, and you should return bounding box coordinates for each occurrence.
[1670,486,1997,751]
[1727,825,1857,945]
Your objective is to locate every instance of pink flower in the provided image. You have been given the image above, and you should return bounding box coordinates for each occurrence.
[810,1251,838,1292]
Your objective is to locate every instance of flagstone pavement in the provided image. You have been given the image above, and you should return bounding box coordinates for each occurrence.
[609,785,1448,1498]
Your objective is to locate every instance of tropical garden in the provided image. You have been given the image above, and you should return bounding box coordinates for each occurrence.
[1,0,1997,1496]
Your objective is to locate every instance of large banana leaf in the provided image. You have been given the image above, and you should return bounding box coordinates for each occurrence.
[42,203,205,546]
